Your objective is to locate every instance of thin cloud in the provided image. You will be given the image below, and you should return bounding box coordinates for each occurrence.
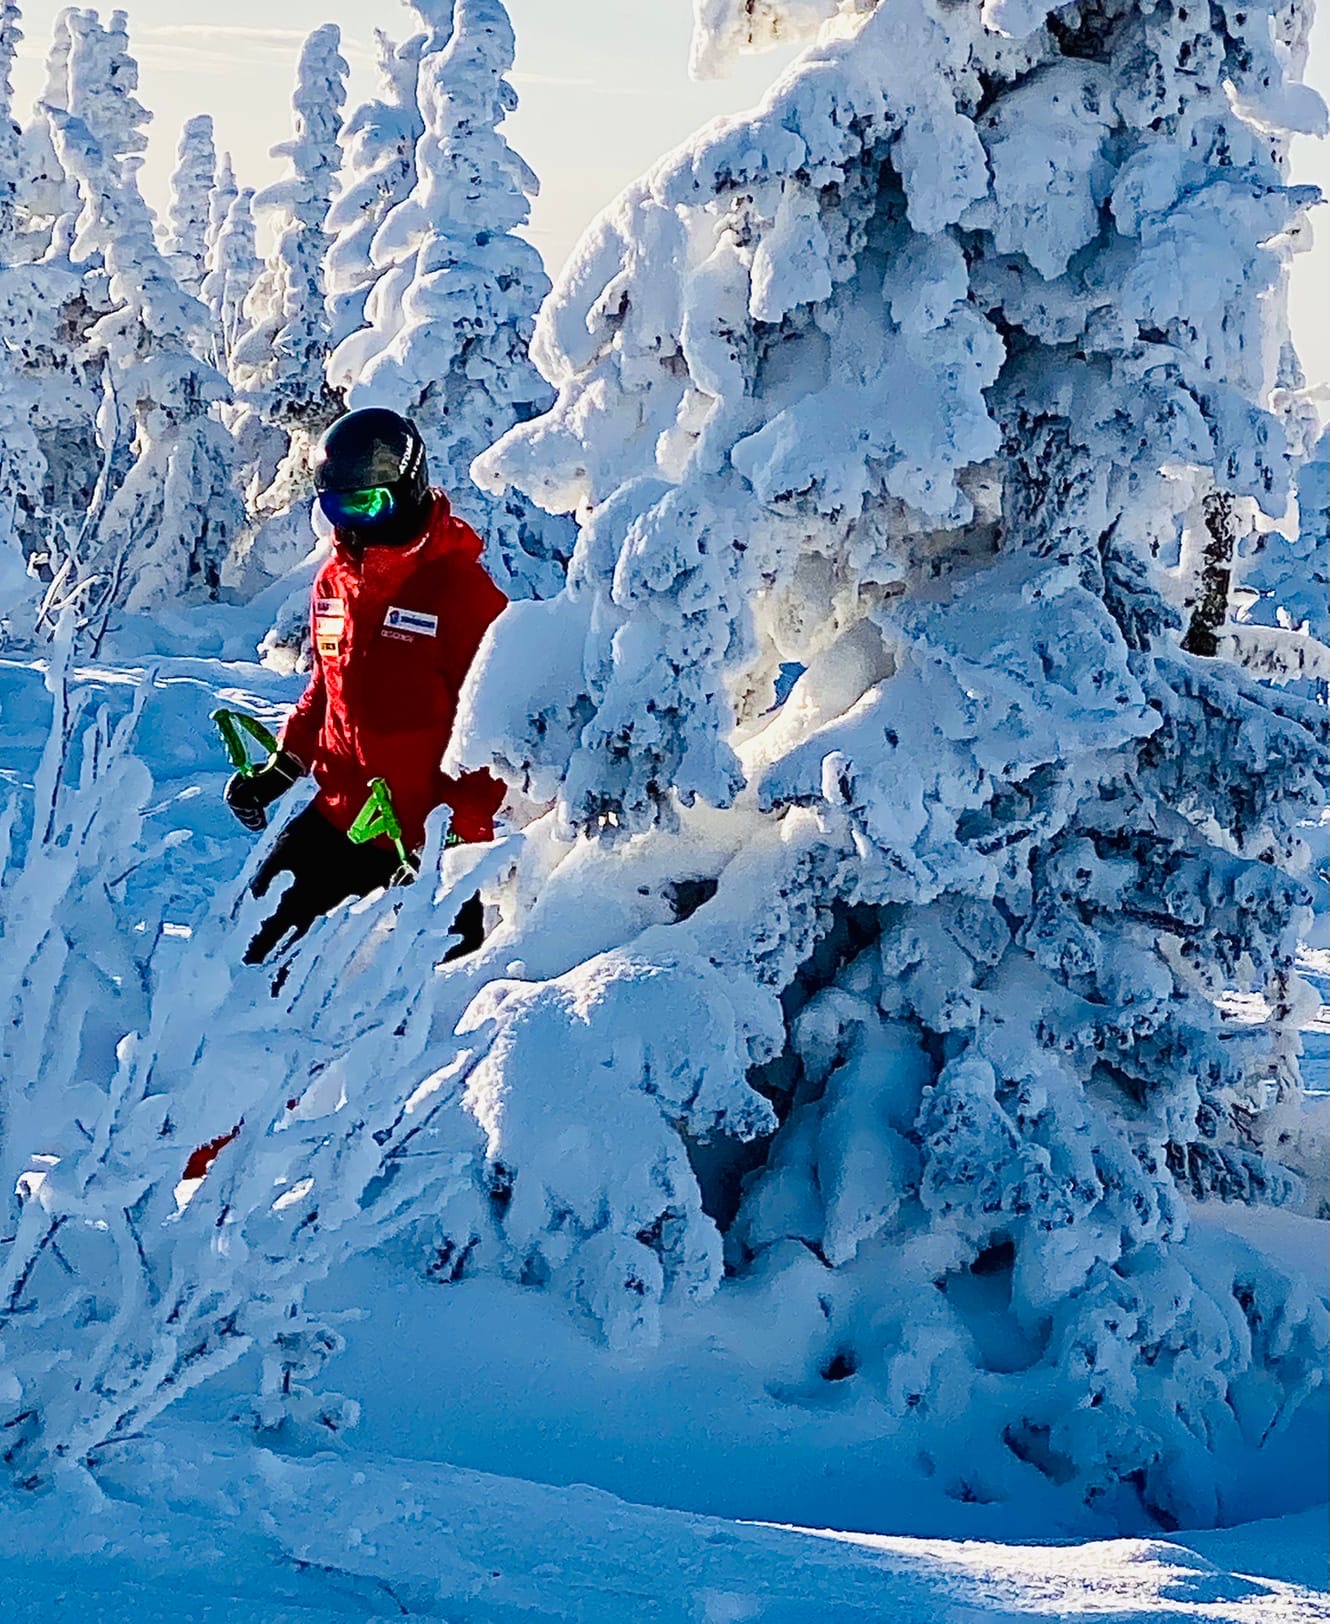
[136,26,312,47]
[133,25,367,69]
[133,35,621,87]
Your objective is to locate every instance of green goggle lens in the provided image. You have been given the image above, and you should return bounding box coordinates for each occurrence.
[318,486,396,527]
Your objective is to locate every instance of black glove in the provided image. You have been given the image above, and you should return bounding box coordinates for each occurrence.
[224,750,305,832]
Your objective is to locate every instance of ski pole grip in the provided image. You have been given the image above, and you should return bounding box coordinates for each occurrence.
[212,709,279,778]
[348,777,412,867]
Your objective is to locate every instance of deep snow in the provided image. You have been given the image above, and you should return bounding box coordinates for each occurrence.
[3,0,1327,1604]
[0,642,1324,1618]
[1,1441,1326,1622]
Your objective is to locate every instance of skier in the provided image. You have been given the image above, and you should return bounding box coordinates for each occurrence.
[224,406,507,965]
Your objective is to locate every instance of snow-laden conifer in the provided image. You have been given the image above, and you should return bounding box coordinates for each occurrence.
[231,26,347,455]
[0,0,23,250]
[1293,432,1330,650]
[256,12,447,650]
[201,185,260,371]
[165,113,216,296]
[452,0,1330,1526]
[0,10,112,591]
[0,1,45,605]
[50,98,242,617]
[16,7,79,260]
[65,7,149,178]
[200,150,241,365]
[690,0,840,78]
[0,257,46,617]
[335,0,572,600]
[205,150,237,266]
[325,2,450,416]
[227,25,347,592]
[325,27,425,350]
[1172,424,1329,1215]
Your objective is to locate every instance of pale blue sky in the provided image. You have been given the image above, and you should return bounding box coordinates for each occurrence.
[10,0,1329,389]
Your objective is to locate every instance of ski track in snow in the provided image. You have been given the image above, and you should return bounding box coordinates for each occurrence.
[0,646,1326,1618]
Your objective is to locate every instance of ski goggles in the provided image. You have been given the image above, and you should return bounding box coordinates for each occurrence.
[317,485,396,529]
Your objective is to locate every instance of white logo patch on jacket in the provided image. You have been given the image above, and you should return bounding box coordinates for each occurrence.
[383,605,439,639]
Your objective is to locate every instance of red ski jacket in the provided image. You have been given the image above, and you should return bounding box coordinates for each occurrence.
[279,492,507,852]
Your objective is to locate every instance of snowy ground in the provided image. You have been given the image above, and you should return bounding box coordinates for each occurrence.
[1,642,1326,1618]
[2,1437,1327,1621]
[1299,941,1329,1091]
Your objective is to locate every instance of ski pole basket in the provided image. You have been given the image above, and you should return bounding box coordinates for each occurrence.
[212,709,279,778]
[348,777,414,872]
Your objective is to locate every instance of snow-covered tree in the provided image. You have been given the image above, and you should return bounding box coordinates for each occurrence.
[1171,423,1330,1215]
[442,0,1330,1528]
[50,101,242,617]
[204,148,236,267]
[324,1,449,432]
[689,0,842,79]
[231,26,347,482]
[0,10,121,598]
[225,25,348,597]
[324,27,425,350]
[201,185,260,371]
[65,7,148,179]
[334,0,572,600]
[254,18,436,655]
[0,1,47,608]
[14,7,79,262]
[164,112,216,296]
[0,248,99,600]
[1293,430,1330,646]
[0,0,23,250]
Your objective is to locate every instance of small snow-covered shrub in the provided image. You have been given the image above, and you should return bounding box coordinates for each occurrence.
[0,644,161,1238]
[0,713,505,1483]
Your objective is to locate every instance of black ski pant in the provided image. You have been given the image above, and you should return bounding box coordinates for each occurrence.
[245,803,484,966]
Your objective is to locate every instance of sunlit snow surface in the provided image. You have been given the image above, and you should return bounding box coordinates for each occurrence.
[1,1444,1326,1621]
[0,645,1324,1618]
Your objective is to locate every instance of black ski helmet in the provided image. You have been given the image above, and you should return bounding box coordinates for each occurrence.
[312,407,431,546]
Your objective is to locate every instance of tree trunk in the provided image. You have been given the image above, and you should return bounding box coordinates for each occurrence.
[1182,490,1236,657]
